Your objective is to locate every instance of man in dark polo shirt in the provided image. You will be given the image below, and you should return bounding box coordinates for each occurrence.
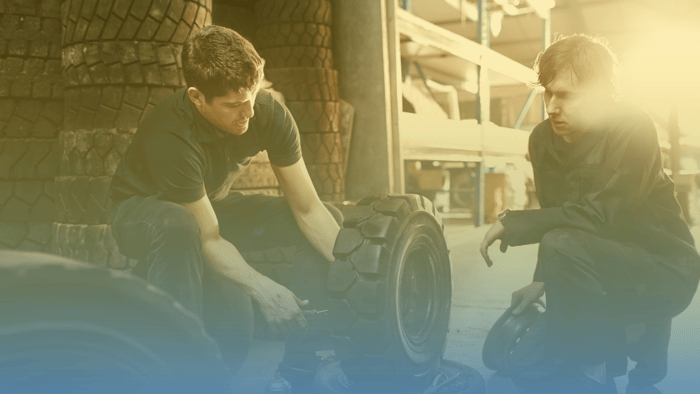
[480,35,700,391]
[109,25,342,389]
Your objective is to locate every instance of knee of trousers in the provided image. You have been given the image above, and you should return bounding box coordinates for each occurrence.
[152,204,202,248]
[538,228,590,278]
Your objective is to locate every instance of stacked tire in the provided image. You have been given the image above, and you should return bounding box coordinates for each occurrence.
[54,0,212,268]
[254,0,344,201]
[211,0,282,197]
[0,0,63,253]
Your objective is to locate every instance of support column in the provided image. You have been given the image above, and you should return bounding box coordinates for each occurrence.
[332,0,402,199]
[542,10,552,120]
[474,0,490,227]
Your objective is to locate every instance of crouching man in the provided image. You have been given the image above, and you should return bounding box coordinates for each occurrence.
[109,25,341,390]
[480,34,700,391]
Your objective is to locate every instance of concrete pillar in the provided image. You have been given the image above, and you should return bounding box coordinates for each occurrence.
[332,0,402,199]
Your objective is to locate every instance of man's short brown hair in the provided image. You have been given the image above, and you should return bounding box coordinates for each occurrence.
[182,25,264,101]
[534,34,620,99]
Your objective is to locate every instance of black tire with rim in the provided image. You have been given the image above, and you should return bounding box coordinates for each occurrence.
[482,302,544,372]
[0,250,232,393]
[328,194,452,390]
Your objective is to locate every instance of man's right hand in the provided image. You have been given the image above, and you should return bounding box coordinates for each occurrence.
[511,282,545,315]
[251,276,309,334]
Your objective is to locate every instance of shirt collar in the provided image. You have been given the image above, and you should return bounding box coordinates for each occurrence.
[545,119,605,165]
[182,90,227,143]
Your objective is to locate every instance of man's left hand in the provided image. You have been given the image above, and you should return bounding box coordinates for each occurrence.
[479,220,507,267]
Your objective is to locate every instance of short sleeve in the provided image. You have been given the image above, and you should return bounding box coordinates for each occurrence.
[261,94,302,167]
[142,131,206,203]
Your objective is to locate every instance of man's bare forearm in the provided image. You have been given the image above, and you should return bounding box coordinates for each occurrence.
[293,202,340,262]
[200,236,267,298]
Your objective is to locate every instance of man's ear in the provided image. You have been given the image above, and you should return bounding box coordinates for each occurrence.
[187,87,205,107]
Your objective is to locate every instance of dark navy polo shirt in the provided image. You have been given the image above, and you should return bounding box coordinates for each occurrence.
[110,88,301,204]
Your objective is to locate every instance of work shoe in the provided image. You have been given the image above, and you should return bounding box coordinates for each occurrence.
[627,319,672,386]
[278,362,317,393]
[421,360,485,394]
[312,361,353,394]
[312,360,486,394]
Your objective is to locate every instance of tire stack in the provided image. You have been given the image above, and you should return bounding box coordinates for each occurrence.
[54,0,212,268]
[254,0,344,201]
[212,0,281,197]
[0,0,63,253]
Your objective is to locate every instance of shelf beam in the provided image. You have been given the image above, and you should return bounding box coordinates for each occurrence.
[396,8,537,85]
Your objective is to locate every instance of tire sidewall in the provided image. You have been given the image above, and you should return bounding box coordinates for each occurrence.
[385,211,451,378]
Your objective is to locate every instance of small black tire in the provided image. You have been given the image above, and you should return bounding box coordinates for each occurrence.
[481,303,544,372]
[328,194,451,390]
[0,250,232,393]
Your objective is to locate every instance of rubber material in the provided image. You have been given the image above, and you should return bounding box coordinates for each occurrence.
[64,85,178,130]
[56,175,113,224]
[0,99,63,138]
[286,100,340,133]
[259,46,333,69]
[328,195,451,390]
[300,132,343,164]
[240,245,297,286]
[52,222,136,269]
[0,180,55,223]
[0,138,58,180]
[230,162,279,190]
[482,303,544,372]
[0,221,53,252]
[255,22,332,49]
[255,0,331,26]
[59,129,133,176]
[62,42,185,88]
[61,0,213,45]
[265,67,339,102]
[306,162,343,200]
[0,250,231,393]
[0,58,62,99]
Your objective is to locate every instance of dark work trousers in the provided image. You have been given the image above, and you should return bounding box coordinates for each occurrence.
[538,228,699,367]
[110,193,342,375]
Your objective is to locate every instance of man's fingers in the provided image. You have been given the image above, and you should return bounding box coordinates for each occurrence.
[512,300,527,315]
[295,295,309,307]
[295,313,308,330]
[511,292,520,305]
[480,243,493,267]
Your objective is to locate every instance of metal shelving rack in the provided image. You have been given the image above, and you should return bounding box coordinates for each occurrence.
[392,0,552,225]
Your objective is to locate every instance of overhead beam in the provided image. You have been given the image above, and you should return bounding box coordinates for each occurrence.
[440,0,478,22]
[396,8,537,85]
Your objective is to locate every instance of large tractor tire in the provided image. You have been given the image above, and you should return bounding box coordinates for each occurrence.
[0,250,232,393]
[328,194,452,390]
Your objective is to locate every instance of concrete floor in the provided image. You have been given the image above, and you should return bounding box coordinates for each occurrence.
[232,222,700,393]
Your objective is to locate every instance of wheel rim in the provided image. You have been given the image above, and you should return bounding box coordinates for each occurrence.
[399,244,435,344]
[395,229,446,365]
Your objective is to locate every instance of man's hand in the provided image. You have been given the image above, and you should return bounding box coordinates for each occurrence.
[479,220,507,267]
[251,276,309,334]
[511,282,545,315]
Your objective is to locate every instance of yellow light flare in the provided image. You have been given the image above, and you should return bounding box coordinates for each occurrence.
[620,24,700,136]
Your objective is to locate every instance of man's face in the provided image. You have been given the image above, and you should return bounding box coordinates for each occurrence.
[193,85,260,136]
[543,69,603,142]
